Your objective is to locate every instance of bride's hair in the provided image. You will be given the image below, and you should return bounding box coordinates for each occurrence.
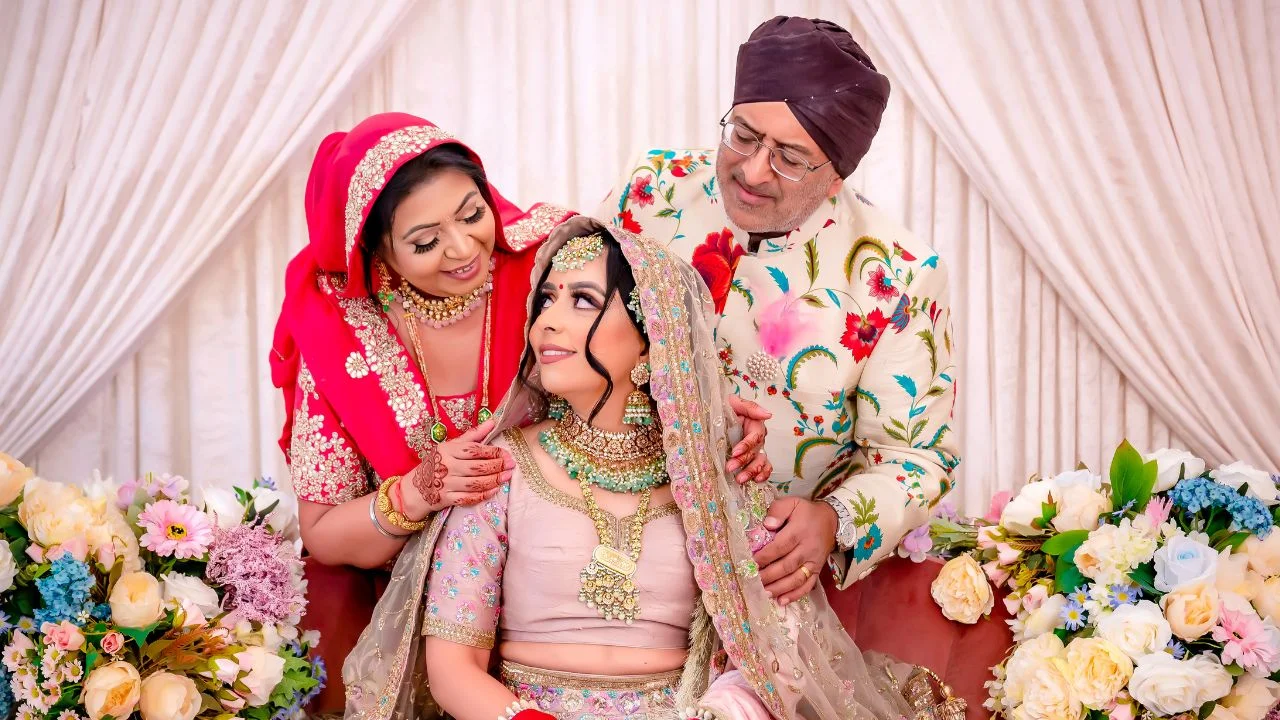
[517,220,649,425]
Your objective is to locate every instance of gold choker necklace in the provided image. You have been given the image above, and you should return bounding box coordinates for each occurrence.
[377,259,494,329]
[538,410,667,493]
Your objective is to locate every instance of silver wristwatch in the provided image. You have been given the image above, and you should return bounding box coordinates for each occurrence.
[823,496,857,553]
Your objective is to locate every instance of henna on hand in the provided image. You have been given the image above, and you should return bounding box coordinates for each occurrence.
[413,445,448,508]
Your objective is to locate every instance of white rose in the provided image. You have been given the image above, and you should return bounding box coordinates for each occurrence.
[1095,600,1172,660]
[1011,662,1081,720]
[1004,633,1065,704]
[199,487,246,529]
[1155,535,1219,591]
[1128,652,1233,716]
[249,487,299,540]
[1214,462,1279,506]
[139,671,201,720]
[1254,576,1280,624]
[930,555,994,624]
[109,571,165,628]
[1002,480,1055,536]
[1218,673,1280,720]
[1051,484,1110,532]
[1064,637,1133,709]
[1244,532,1280,577]
[0,542,17,594]
[1023,594,1069,640]
[1049,469,1103,490]
[234,646,285,706]
[82,661,142,720]
[0,453,34,506]
[1144,449,1207,492]
[162,573,221,620]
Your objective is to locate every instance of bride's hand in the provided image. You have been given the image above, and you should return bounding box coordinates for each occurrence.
[400,418,513,519]
[726,395,773,484]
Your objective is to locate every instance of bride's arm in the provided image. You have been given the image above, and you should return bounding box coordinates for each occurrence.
[424,639,520,720]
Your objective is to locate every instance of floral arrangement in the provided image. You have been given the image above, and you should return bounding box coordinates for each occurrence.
[0,453,324,720]
[922,441,1280,720]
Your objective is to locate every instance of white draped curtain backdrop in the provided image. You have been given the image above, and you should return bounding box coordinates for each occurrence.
[4,0,1271,514]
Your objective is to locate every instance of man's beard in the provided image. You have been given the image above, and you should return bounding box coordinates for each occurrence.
[716,162,831,235]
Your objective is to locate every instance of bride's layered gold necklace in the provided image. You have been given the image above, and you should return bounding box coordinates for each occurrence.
[540,409,668,624]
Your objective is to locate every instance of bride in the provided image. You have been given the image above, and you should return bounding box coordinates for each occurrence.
[343,217,919,720]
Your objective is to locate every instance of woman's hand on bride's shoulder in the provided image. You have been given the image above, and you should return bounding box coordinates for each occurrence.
[725,396,773,485]
[400,418,515,518]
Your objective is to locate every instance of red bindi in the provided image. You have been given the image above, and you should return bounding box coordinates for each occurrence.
[558,283,564,289]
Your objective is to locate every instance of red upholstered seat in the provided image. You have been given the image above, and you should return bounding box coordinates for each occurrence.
[824,556,1014,719]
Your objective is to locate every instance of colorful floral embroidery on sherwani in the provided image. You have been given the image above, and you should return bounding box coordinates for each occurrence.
[596,148,961,587]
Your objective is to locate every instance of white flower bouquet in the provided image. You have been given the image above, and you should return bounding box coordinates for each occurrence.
[0,453,324,720]
[920,441,1280,720]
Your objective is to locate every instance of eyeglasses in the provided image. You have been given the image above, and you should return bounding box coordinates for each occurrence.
[718,114,832,182]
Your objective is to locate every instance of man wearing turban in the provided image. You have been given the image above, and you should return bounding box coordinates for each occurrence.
[596,16,960,600]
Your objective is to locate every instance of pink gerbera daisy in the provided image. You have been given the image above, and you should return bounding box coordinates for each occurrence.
[138,499,214,559]
[1213,606,1280,671]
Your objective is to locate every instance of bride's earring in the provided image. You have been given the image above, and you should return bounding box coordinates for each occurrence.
[548,395,569,420]
[623,362,653,426]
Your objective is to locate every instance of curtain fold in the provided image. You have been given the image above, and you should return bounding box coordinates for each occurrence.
[847,0,1280,470]
[0,0,418,455]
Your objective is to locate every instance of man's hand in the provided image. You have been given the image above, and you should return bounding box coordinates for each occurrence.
[752,496,839,605]
[725,395,772,484]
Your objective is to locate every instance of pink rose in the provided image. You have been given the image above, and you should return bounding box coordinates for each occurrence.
[976,526,1000,550]
[42,621,85,652]
[983,560,1011,586]
[985,491,1012,523]
[996,542,1021,566]
[100,631,125,655]
[47,537,89,562]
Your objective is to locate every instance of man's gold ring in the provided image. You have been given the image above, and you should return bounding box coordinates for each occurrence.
[798,565,812,580]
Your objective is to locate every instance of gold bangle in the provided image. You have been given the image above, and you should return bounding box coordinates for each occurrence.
[376,475,427,532]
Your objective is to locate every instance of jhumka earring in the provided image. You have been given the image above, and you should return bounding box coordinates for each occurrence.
[623,362,653,426]
[547,395,569,420]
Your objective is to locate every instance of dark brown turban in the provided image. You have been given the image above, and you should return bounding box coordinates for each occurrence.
[733,16,890,178]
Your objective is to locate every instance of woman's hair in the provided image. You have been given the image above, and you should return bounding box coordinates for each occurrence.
[519,222,649,425]
[358,144,493,296]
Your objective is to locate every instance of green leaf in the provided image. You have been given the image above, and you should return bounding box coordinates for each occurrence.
[793,437,839,478]
[1055,555,1085,593]
[1225,663,1246,677]
[844,236,890,281]
[1129,563,1158,595]
[1032,501,1058,531]
[1109,439,1158,512]
[800,293,826,309]
[1213,531,1251,551]
[120,621,160,649]
[1041,529,1091,556]
[883,425,907,443]
[664,184,676,203]
[804,238,819,284]
[655,208,676,218]
[1198,702,1216,720]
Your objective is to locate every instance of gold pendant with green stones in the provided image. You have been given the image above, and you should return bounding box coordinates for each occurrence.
[478,406,492,423]
[431,420,448,443]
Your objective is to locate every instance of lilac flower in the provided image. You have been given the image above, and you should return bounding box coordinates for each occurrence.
[205,524,305,625]
[897,525,933,563]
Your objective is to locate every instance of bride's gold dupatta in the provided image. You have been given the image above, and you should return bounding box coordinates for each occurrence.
[344,220,911,720]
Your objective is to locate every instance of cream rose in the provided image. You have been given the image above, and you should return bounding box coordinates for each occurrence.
[1011,662,1081,720]
[0,453,33,506]
[19,477,104,548]
[930,555,994,624]
[1095,600,1172,660]
[1051,484,1110,532]
[235,646,285,706]
[1004,633,1065,704]
[1161,581,1221,639]
[1244,533,1280,577]
[1002,480,1055,536]
[82,661,142,720]
[1217,550,1262,601]
[139,672,201,720]
[110,572,165,628]
[1022,594,1069,640]
[0,541,17,594]
[1214,462,1279,506]
[162,573,221,620]
[1064,638,1133,709]
[1218,673,1280,720]
[1254,576,1280,624]
[1143,448,1206,492]
[1128,652,1232,716]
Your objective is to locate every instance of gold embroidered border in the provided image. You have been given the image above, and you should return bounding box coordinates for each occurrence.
[499,660,681,693]
[421,617,495,649]
[345,126,458,259]
[289,361,365,504]
[504,204,574,251]
[339,295,434,459]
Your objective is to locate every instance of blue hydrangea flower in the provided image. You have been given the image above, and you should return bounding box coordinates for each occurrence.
[1169,477,1273,538]
[0,666,12,719]
[34,555,96,626]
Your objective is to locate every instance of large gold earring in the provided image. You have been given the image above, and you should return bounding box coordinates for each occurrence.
[623,362,653,426]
